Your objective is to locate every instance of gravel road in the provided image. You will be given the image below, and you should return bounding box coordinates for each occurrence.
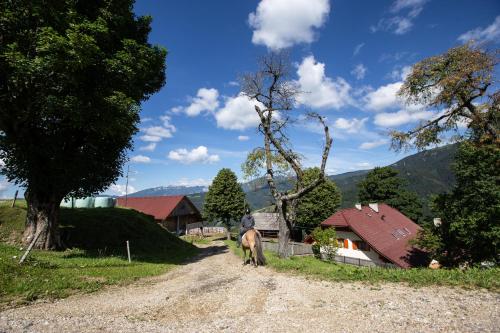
[1,241,499,333]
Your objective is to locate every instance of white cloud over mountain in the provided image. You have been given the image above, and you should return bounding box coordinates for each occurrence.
[172,88,219,117]
[374,109,434,127]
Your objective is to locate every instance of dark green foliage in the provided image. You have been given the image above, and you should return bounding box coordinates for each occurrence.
[0,0,166,247]
[203,169,246,229]
[296,168,341,229]
[415,143,500,266]
[358,167,423,222]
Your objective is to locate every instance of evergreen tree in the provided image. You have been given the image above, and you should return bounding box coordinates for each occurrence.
[357,167,423,222]
[296,168,341,229]
[203,168,246,240]
[415,143,500,266]
[0,0,166,249]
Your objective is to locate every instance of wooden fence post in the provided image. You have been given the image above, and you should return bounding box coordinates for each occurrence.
[126,240,131,263]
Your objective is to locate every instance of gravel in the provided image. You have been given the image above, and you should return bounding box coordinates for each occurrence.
[0,241,498,333]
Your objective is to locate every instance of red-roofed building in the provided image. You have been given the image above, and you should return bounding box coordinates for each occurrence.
[116,196,202,235]
[321,203,426,268]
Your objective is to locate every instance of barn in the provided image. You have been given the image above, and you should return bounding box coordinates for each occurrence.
[116,195,202,235]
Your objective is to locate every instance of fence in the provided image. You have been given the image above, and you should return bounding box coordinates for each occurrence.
[322,253,396,268]
[261,240,396,268]
[261,240,313,256]
[186,222,226,235]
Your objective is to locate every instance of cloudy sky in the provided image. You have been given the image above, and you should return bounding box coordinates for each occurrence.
[2,0,500,198]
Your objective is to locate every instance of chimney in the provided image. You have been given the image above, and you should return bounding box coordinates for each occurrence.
[433,218,442,227]
[369,203,379,213]
[355,203,362,211]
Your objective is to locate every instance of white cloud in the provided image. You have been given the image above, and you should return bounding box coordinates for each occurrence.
[356,162,372,169]
[353,43,365,56]
[359,139,389,150]
[351,64,367,80]
[388,65,412,81]
[173,88,219,117]
[374,109,435,127]
[363,82,403,111]
[295,55,353,110]
[107,184,136,196]
[371,0,427,35]
[131,155,151,163]
[168,146,220,164]
[172,178,212,188]
[458,16,500,45]
[140,125,175,142]
[248,0,330,50]
[238,135,250,141]
[139,143,157,152]
[215,94,265,130]
[333,117,368,134]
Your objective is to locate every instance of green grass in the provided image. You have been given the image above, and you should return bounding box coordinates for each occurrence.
[181,234,226,245]
[0,205,198,309]
[225,240,500,291]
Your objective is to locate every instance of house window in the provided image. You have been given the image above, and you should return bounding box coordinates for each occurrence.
[337,238,345,248]
[353,241,370,251]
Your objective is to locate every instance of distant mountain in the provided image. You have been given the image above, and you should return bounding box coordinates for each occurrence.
[137,144,458,213]
[128,185,207,197]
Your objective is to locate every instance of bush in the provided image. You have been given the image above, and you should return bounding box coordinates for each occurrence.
[311,227,338,260]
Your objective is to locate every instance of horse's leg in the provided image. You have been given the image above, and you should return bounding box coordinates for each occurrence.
[251,243,257,267]
[242,247,246,265]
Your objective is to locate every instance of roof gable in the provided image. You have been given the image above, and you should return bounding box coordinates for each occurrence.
[116,195,199,220]
[321,204,423,268]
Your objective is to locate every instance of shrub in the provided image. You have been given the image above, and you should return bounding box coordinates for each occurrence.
[311,227,338,260]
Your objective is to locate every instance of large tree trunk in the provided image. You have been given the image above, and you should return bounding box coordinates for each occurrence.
[277,200,290,258]
[23,191,63,250]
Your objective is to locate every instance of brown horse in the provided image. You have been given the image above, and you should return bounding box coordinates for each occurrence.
[241,229,266,266]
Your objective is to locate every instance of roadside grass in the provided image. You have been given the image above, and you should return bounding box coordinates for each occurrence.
[225,240,500,291]
[0,205,198,309]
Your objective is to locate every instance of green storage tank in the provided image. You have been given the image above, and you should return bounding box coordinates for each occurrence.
[74,197,94,208]
[94,197,116,208]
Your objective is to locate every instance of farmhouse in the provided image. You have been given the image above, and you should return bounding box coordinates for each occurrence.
[116,195,202,235]
[321,203,425,268]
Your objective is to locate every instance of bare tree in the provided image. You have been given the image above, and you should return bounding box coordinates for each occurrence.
[241,52,332,258]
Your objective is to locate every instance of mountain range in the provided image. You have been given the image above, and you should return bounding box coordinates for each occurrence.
[127,144,458,212]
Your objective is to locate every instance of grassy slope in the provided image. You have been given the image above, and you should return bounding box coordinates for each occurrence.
[225,240,499,291]
[0,204,198,308]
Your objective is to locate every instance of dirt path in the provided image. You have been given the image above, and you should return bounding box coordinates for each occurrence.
[0,241,498,333]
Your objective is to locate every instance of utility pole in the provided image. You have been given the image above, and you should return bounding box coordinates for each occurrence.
[124,164,130,207]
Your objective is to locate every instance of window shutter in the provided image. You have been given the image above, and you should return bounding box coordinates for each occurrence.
[352,241,358,250]
[344,239,349,249]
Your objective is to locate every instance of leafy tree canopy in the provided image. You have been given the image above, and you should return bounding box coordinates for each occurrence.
[415,142,500,266]
[357,167,423,222]
[203,168,246,238]
[0,0,166,248]
[392,44,499,150]
[296,168,341,229]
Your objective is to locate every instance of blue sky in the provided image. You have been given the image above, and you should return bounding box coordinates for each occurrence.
[2,0,499,197]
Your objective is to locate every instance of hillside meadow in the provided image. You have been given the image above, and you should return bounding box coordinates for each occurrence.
[0,204,198,309]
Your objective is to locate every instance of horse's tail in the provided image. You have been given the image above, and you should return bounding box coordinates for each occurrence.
[254,232,266,266]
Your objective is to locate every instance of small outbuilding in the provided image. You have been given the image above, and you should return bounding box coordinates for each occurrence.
[117,195,202,235]
[253,212,279,238]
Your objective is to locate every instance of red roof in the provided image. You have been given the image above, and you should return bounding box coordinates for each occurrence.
[116,195,187,220]
[321,204,423,268]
